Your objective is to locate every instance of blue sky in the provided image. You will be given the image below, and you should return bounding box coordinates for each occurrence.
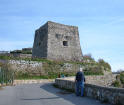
[0,0,124,71]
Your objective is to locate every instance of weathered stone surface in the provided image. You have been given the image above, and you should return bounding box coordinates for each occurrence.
[8,60,44,75]
[58,74,116,87]
[55,78,124,105]
[32,21,83,61]
[13,79,54,85]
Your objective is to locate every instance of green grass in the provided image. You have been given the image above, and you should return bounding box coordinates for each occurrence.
[0,55,53,63]
[15,76,49,80]
[0,55,99,65]
[84,71,104,75]
[15,71,104,80]
[15,72,75,80]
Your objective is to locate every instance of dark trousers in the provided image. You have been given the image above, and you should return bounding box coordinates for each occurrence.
[76,81,84,96]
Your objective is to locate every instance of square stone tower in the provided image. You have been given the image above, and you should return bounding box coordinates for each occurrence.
[32,21,83,61]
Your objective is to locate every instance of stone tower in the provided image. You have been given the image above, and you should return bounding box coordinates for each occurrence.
[32,21,82,61]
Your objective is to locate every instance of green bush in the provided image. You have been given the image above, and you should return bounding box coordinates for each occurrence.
[0,55,11,60]
[113,80,121,87]
[0,63,14,84]
[98,59,111,71]
[84,71,103,75]
[120,72,124,84]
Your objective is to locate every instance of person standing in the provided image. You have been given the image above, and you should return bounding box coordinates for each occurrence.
[75,68,85,97]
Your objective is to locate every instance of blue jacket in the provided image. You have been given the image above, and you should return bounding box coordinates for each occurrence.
[76,71,85,82]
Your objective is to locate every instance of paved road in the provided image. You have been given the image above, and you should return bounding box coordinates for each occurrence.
[0,83,111,105]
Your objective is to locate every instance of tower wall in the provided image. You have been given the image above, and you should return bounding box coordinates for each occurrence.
[47,21,82,61]
[32,23,48,58]
[32,21,83,61]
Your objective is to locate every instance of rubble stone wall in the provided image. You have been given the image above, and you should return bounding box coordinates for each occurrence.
[55,78,124,105]
[63,74,116,87]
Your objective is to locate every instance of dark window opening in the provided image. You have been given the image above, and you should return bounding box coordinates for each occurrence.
[39,42,41,46]
[56,34,63,39]
[63,41,68,46]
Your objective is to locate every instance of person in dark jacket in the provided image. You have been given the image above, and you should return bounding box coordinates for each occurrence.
[75,68,85,96]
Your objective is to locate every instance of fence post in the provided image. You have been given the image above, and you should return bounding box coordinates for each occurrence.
[0,66,14,86]
[12,72,14,85]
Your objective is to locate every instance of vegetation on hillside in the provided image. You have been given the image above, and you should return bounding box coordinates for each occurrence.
[98,59,111,71]
[82,54,111,72]
[112,71,124,88]
[120,72,124,84]
[0,54,112,79]
[0,62,14,84]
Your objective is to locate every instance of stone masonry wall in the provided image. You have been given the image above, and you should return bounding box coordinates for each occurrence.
[32,23,48,58]
[11,54,32,58]
[32,21,83,61]
[64,73,116,87]
[47,21,82,61]
[8,60,43,75]
[55,78,124,105]
[13,79,54,85]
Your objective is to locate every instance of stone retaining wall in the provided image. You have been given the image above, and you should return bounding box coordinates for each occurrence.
[85,74,116,86]
[55,78,124,105]
[11,54,32,58]
[63,74,116,87]
[0,60,78,76]
[13,79,54,85]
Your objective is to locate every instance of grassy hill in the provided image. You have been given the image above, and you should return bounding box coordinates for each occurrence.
[0,54,112,79]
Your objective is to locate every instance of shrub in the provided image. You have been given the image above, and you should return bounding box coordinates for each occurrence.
[98,59,111,71]
[112,80,121,87]
[120,72,124,84]
[83,54,94,61]
[0,63,14,84]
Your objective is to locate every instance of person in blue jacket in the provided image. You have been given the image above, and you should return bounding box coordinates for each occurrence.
[75,68,85,97]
